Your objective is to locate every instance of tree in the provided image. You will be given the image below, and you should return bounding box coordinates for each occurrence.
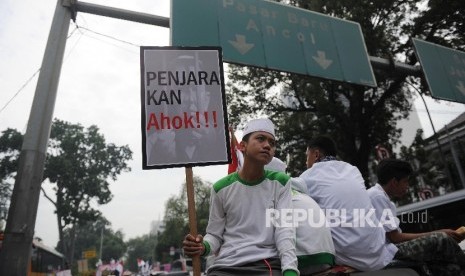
[0,129,22,220]
[125,234,158,272]
[42,119,132,264]
[155,176,211,263]
[58,216,126,272]
[408,0,464,52]
[226,0,464,184]
[399,128,462,204]
[0,119,132,265]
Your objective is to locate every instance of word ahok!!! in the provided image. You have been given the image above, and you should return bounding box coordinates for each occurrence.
[146,111,218,130]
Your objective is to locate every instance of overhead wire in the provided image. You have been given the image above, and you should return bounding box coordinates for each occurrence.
[0,26,80,115]
[77,25,140,47]
[0,22,141,115]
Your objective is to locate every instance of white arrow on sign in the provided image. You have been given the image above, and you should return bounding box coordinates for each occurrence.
[312,51,333,70]
[228,34,254,55]
[457,81,465,96]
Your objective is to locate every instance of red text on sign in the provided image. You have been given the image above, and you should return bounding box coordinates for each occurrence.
[146,111,218,130]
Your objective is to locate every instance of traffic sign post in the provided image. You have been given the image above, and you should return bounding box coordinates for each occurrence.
[171,0,377,87]
[412,38,465,104]
[83,249,97,259]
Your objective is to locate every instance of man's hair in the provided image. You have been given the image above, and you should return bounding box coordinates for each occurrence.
[307,136,337,157]
[242,133,251,142]
[377,159,413,186]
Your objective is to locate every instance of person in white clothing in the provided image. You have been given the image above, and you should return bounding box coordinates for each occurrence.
[182,118,298,276]
[291,178,336,275]
[265,158,336,275]
[299,136,398,271]
[368,158,465,275]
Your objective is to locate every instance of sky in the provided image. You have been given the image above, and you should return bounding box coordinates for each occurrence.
[1,0,465,248]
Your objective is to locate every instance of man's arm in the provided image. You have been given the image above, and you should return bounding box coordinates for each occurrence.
[387,230,428,243]
[183,187,225,257]
[275,178,299,275]
[202,187,226,256]
[369,193,400,233]
[387,228,463,243]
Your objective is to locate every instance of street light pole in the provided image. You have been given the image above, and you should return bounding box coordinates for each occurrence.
[418,92,454,188]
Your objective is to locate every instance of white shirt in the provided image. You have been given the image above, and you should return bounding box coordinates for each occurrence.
[299,160,398,271]
[291,178,335,258]
[367,183,401,233]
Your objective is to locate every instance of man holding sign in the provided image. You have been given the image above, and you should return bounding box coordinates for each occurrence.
[183,118,298,276]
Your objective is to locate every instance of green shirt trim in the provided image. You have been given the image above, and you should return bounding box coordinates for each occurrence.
[297,252,335,269]
[213,171,290,193]
[283,269,298,276]
[265,170,290,186]
[202,240,211,256]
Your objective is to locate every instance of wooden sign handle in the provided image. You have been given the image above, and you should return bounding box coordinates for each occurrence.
[185,166,201,276]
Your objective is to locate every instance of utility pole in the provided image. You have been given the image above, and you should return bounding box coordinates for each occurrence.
[0,1,72,274]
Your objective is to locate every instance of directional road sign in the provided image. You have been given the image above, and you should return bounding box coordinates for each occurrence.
[171,0,377,87]
[412,38,465,104]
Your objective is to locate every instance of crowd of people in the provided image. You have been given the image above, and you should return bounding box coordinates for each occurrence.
[183,118,465,276]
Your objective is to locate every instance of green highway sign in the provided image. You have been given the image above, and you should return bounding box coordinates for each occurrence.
[171,0,377,87]
[412,38,465,104]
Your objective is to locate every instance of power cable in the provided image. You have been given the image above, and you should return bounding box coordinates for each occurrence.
[77,25,140,47]
[0,69,41,114]
[0,22,143,115]
[0,26,80,115]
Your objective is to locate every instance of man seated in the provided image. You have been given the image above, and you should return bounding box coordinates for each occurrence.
[368,158,465,275]
[266,158,335,275]
[292,178,336,275]
[298,136,397,271]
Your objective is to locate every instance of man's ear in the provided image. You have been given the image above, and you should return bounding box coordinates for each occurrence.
[314,149,320,160]
[238,140,246,152]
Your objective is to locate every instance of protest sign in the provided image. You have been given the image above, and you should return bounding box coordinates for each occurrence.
[140,47,230,169]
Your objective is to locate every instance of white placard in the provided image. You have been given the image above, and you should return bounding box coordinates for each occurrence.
[140,47,230,169]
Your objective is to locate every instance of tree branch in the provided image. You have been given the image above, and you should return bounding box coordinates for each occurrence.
[41,186,56,207]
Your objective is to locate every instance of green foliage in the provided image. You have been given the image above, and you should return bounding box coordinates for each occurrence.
[125,234,158,272]
[0,128,23,219]
[44,119,132,229]
[399,129,459,204]
[58,216,126,266]
[0,119,133,263]
[155,176,211,262]
[409,0,465,51]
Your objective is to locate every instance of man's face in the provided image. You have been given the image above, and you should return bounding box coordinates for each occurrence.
[306,147,320,169]
[240,131,275,165]
[392,176,410,198]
